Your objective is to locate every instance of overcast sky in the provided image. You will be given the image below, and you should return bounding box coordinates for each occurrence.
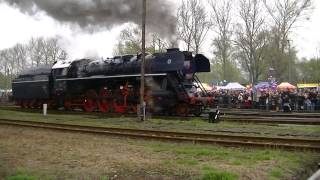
[0,1,319,59]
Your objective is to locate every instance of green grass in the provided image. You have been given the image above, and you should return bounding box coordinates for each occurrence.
[145,141,319,179]
[202,166,238,180]
[270,168,284,179]
[0,108,319,139]
[202,172,237,180]
[99,176,110,180]
[229,159,242,166]
[177,158,199,166]
[5,171,38,180]
[153,143,275,164]
[5,175,37,180]
[0,108,320,179]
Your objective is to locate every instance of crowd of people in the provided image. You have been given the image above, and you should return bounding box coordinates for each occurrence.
[211,89,320,112]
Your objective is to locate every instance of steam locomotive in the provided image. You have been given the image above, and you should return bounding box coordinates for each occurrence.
[12,48,217,117]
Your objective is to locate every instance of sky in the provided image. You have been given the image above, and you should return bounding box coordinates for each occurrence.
[0,1,319,59]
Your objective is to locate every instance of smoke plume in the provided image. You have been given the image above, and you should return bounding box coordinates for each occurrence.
[3,0,177,37]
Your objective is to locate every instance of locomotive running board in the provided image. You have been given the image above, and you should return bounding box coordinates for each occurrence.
[56,73,167,81]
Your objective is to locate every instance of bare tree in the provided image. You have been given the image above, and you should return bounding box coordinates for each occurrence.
[191,1,211,54]
[209,0,233,80]
[113,26,142,55]
[151,34,170,53]
[46,37,68,62]
[263,0,312,53]
[0,44,27,79]
[235,0,267,84]
[113,25,169,55]
[0,50,9,77]
[263,0,312,81]
[0,49,15,89]
[0,50,8,89]
[27,37,68,66]
[0,36,68,89]
[177,0,211,53]
[27,37,45,67]
[11,43,28,74]
[177,0,194,51]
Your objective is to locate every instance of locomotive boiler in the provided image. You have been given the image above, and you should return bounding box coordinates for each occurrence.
[12,48,217,117]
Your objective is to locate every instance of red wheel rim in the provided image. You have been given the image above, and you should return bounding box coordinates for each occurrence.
[32,100,41,109]
[111,88,127,113]
[84,99,94,112]
[130,105,137,113]
[83,89,98,112]
[98,88,109,112]
[176,103,189,117]
[46,100,54,109]
[64,99,72,110]
[23,100,31,108]
[29,100,37,108]
[20,100,27,108]
[16,100,21,107]
[112,101,126,113]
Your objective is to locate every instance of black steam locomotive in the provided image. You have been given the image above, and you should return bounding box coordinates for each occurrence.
[12,48,217,117]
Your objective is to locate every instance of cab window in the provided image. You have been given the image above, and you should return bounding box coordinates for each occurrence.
[53,68,68,77]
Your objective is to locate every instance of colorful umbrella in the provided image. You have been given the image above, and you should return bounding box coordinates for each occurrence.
[277,82,296,91]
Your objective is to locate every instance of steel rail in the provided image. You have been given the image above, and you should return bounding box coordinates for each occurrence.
[223,118,320,125]
[223,115,320,120]
[0,118,319,151]
[223,112,320,118]
[1,107,319,125]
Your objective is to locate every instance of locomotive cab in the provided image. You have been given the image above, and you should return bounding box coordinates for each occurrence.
[51,60,73,96]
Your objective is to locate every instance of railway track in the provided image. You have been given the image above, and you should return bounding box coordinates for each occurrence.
[223,115,320,125]
[0,118,319,151]
[222,110,320,118]
[0,106,193,119]
[2,106,320,125]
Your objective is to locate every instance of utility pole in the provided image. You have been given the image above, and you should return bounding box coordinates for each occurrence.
[140,0,146,121]
[287,39,292,82]
[317,46,320,84]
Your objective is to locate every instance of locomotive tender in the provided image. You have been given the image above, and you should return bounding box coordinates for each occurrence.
[12,48,216,117]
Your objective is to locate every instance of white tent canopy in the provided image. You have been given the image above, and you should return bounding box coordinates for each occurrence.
[220,82,245,91]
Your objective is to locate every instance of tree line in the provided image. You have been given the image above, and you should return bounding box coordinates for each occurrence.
[1,0,319,89]
[0,37,67,89]
[114,0,318,85]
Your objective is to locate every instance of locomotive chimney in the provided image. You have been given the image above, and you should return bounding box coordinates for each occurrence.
[167,48,180,52]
